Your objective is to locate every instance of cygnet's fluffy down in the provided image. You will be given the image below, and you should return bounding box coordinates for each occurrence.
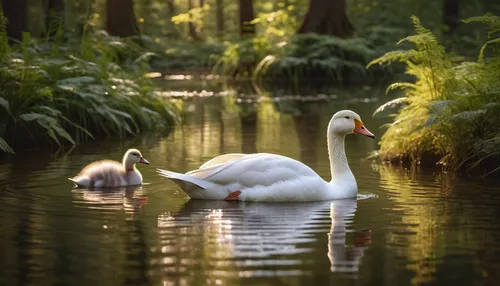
[69,149,150,188]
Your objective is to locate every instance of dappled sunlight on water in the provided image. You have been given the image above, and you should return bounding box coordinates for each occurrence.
[1,87,500,285]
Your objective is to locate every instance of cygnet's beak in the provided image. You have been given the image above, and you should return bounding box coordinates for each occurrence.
[353,119,375,139]
[139,157,150,165]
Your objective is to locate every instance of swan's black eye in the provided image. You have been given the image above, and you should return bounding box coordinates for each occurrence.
[345,116,350,119]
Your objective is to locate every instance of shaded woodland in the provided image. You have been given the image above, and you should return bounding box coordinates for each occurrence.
[1,0,500,176]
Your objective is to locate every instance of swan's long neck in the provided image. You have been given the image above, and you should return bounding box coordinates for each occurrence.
[123,157,136,172]
[327,133,351,181]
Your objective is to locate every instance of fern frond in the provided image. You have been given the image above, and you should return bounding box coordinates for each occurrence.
[428,100,455,112]
[450,110,487,121]
[367,50,419,68]
[410,15,431,35]
[479,38,500,62]
[373,97,407,116]
[386,82,417,94]
[463,13,500,37]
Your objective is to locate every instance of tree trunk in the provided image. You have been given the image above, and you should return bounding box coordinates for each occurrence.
[216,0,224,38]
[239,0,255,36]
[442,0,459,35]
[297,0,354,38]
[2,0,28,42]
[198,0,205,39]
[166,0,175,16]
[187,0,198,40]
[45,0,65,39]
[106,0,140,37]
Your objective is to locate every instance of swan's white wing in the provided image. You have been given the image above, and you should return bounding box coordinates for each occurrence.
[187,153,320,187]
[198,153,247,169]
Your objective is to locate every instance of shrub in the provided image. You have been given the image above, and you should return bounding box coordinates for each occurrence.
[369,14,500,176]
[0,29,180,153]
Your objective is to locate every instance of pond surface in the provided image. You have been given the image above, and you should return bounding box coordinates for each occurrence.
[1,83,500,286]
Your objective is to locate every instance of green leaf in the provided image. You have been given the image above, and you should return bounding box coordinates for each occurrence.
[20,113,75,145]
[134,52,157,64]
[479,38,500,62]
[0,96,10,112]
[57,76,96,86]
[0,137,14,154]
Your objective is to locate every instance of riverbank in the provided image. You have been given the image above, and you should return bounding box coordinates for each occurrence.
[0,25,181,154]
[369,14,500,177]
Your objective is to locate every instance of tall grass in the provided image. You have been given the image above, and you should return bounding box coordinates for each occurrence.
[368,14,500,176]
[0,17,180,153]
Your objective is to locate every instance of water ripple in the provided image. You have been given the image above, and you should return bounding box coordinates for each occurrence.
[150,199,372,278]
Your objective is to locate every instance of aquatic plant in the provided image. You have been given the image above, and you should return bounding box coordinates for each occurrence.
[369,14,500,176]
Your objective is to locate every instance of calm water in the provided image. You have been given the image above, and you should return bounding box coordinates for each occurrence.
[1,84,500,286]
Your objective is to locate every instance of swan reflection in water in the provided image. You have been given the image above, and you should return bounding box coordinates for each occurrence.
[156,198,371,278]
[71,185,148,213]
[328,199,372,274]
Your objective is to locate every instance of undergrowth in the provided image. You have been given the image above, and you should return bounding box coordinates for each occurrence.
[211,5,402,85]
[149,40,225,71]
[368,14,500,176]
[0,9,180,154]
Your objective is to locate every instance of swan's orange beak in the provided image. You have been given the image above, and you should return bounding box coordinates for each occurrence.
[354,119,375,139]
[139,157,150,165]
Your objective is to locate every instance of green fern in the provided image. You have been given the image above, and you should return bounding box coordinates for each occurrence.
[463,13,500,37]
[372,14,500,176]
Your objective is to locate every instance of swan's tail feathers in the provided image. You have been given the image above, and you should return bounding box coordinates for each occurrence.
[157,169,208,195]
[68,176,90,188]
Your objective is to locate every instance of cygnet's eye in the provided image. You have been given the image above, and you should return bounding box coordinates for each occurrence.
[345,116,350,119]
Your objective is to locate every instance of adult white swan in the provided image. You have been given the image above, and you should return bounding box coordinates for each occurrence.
[157,110,375,202]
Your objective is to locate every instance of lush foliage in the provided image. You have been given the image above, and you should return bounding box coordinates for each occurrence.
[369,14,500,176]
[211,4,396,84]
[51,0,495,79]
[255,34,383,83]
[149,41,225,71]
[0,20,180,153]
[3,0,499,154]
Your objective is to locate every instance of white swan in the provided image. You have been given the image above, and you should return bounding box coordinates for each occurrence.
[69,148,150,188]
[157,110,375,202]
